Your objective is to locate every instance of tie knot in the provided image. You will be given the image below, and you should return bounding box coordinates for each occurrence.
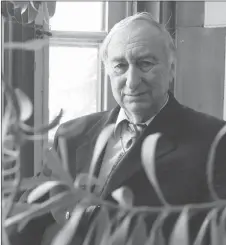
[128,122,147,136]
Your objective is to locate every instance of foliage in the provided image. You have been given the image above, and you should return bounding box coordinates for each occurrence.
[2,69,226,245]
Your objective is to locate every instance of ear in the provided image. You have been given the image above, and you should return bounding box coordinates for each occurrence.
[169,60,175,81]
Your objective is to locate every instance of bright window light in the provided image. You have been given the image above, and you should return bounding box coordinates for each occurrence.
[48,46,98,140]
[50,2,103,31]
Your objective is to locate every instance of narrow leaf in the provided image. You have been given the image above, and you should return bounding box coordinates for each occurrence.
[206,124,226,201]
[19,176,51,191]
[12,1,28,9]
[43,2,50,23]
[20,109,63,134]
[210,210,220,245]
[74,173,101,190]
[194,209,216,245]
[99,222,112,245]
[141,133,168,205]
[88,124,114,190]
[5,192,70,227]
[15,88,33,121]
[51,205,86,245]
[29,1,40,12]
[169,207,189,245]
[58,136,69,172]
[2,99,12,142]
[126,216,147,245]
[145,210,169,245]
[46,1,56,17]
[111,187,134,208]
[27,180,69,203]
[110,215,132,245]
[44,148,74,186]
[89,207,110,245]
[219,207,226,244]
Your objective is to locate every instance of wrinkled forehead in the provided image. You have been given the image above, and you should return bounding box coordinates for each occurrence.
[107,21,170,63]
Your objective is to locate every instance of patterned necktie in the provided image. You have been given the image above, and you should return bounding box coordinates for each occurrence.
[124,122,147,150]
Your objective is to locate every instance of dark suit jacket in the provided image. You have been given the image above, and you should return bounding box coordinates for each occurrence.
[10,93,226,244]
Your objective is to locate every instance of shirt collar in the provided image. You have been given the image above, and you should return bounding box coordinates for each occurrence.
[114,94,169,136]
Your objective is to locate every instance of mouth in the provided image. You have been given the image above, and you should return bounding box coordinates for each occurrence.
[124,92,146,97]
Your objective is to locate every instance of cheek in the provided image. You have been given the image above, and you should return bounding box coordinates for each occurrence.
[110,76,124,99]
[145,66,170,89]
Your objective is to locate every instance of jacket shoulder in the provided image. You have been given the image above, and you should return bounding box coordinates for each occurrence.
[179,105,225,138]
[55,111,107,139]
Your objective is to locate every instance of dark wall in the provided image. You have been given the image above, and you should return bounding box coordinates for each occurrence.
[11,20,36,177]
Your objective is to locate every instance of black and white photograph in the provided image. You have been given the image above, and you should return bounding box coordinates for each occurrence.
[1,1,226,245]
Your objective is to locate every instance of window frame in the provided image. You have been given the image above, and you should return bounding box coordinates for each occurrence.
[34,1,137,174]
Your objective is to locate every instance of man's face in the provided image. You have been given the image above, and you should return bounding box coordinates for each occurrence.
[106,20,174,122]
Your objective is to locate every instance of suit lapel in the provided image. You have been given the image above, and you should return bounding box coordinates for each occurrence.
[100,126,177,198]
[75,107,120,176]
[101,93,181,198]
[75,93,183,199]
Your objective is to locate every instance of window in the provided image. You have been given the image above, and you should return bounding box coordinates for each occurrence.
[204,2,226,28]
[48,46,98,140]
[47,2,105,140]
[50,2,104,32]
[34,1,132,174]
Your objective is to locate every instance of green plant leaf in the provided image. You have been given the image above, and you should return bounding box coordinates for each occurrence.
[51,205,86,245]
[111,187,134,208]
[169,207,189,245]
[126,216,147,245]
[88,124,114,191]
[27,180,70,203]
[193,209,216,245]
[14,88,33,122]
[141,133,168,205]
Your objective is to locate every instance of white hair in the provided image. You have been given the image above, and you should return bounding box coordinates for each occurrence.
[100,12,176,66]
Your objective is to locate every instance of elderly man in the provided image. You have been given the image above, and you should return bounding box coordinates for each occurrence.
[11,12,226,245]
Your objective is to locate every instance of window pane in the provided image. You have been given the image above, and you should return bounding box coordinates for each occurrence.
[50,2,104,32]
[48,46,98,140]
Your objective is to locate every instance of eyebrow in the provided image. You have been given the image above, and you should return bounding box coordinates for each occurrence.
[136,54,158,61]
[110,54,158,63]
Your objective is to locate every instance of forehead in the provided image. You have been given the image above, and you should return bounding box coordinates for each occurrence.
[107,20,169,63]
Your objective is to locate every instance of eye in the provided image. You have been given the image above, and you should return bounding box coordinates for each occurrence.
[113,63,128,74]
[138,61,155,72]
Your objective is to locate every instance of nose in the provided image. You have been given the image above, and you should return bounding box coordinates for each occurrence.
[125,65,141,90]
